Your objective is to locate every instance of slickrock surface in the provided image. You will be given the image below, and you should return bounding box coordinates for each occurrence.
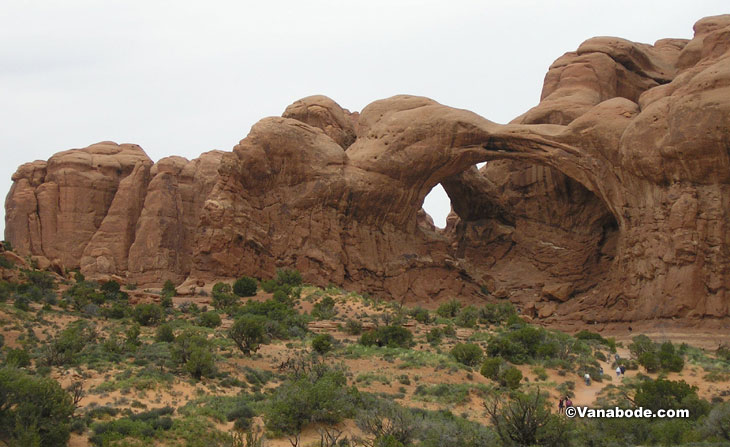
[6,15,730,323]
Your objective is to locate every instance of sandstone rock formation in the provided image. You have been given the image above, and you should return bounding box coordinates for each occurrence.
[5,15,730,323]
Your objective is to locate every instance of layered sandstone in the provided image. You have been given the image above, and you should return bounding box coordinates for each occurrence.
[5,15,730,322]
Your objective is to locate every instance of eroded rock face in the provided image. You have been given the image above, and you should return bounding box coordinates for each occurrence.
[5,15,730,322]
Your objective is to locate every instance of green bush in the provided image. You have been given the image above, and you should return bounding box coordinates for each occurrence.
[638,351,661,373]
[499,366,523,389]
[275,269,303,287]
[426,328,443,346]
[155,324,175,343]
[359,325,413,348]
[409,306,431,324]
[42,321,95,366]
[211,282,238,310]
[198,311,222,328]
[481,357,504,380]
[451,343,483,366]
[233,276,258,297]
[185,347,216,379]
[455,305,479,328]
[345,319,363,335]
[311,333,335,354]
[0,256,13,269]
[436,299,462,318]
[5,348,31,368]
[229,314,267,356]
[162,279,176,297]
[634,378,708,418]
[0,367,74,446]
[265,364,357,440]
[133,303,164,326]
[261,279,278,293]
[2,241,12,251]
[312,296,337,320]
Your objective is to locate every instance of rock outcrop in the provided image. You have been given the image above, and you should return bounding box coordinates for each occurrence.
[5,15,730,323]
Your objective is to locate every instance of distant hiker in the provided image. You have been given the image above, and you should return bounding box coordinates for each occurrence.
[599,366,604,377]
[558,398,565,414]
[620,365,626,375]
[628,326,633,332]
[614,353,620,363]
[565,397,573,408]
[616,366,622,377]
[584,373,591,386]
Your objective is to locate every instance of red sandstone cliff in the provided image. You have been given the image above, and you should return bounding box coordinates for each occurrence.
[6,15,730,323]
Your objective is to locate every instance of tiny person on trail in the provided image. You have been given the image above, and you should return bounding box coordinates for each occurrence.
[616,366,622,377]
[558,397,564,414]
[565,397,573,408]
[584,373,591,386]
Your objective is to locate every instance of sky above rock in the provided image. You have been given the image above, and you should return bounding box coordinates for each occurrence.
[1,0,727,235]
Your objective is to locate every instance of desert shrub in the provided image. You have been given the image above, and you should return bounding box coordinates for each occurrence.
[198,311,222,328]
[638,351,661,373]
[436,299,462,318]
[311,296,337,320]
[103,301,129,319]
[172,329,209,365]
[0,256,13,269]
[359,325,413,349]
[266,364,358,442]
[233,298,310,339]
[2,241,12,251]
[227,402,256,431]
[100,280,121,296]
[161,279,176,297]
[629,334,655,358]
[261,279,278,293]
[24,270,55,291]
[499,366,523,389]
[13,295,30,311]
[233,276,257,297]
[133,303,164,326]
[184,347,216,379]
[658,341,684,372]
[487,324,575,364]
[345,319,363,335]
[74,271,85,283]
[5,348,31,368]
[229,314,267,356]
[90,407,174,446]
[632,337,684,373]
[0,281,15,302]
[0,367,74,446]
[408,306,431,324]
[311,333,335,354]
[42,320,96,366]
[63,281,104,309]
[155,323,175,343]
[703,401,730,441]
[455,305,479,328]
[480,357,504,380]
[451,343,483,366]
[485,389,569,446]
[634,378,709,418]
[426,328,443,345]
[211,282,238,310]
[275,269,303,287]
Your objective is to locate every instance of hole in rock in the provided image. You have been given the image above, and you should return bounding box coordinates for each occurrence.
[423,183,451,229]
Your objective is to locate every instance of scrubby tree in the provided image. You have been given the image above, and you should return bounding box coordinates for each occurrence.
[451,343,483,366]
[0,367,75,446]
[485,388,569,447]
[229,314,267,356]
[436,299,462,318]
[133,303,164,326]
[233,276,258,297]
[311,333,335,355]
[212,282,238,309]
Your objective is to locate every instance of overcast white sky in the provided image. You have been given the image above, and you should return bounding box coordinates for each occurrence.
[1,1,727,237]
